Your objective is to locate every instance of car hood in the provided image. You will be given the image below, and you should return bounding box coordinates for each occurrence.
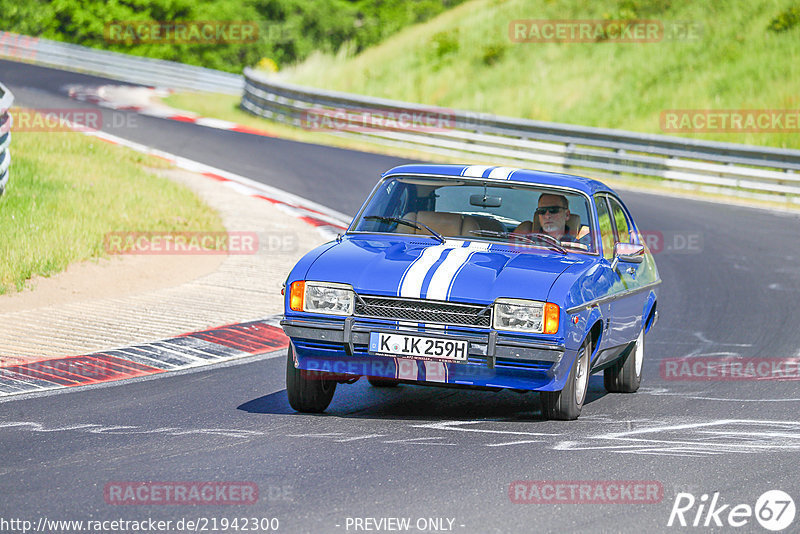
[304,236,580,303]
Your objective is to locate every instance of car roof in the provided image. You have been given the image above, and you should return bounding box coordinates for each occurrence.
[382,164,618,197]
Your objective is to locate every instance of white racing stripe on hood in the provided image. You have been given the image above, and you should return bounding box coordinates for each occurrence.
[399,240,463,298]
[425,242,491,300]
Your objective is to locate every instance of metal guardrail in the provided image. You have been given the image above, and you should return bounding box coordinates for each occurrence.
[242,67,800,201]
[0,30,796,201]
[0,82,12,196]
[0,31,243,94]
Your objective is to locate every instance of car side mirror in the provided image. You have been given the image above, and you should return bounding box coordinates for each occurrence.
[610,242,645,270]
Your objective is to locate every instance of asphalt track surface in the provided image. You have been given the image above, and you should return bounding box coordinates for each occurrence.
[2,60,800,533]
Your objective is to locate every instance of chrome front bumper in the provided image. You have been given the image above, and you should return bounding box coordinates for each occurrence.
[281,316,565,368]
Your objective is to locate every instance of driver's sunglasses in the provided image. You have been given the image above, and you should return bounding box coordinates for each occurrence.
[535,206,566,216]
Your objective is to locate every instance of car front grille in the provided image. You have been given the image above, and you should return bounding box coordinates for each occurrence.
[355,296,491,327]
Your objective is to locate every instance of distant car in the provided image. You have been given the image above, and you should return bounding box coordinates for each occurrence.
[281,164,660,420]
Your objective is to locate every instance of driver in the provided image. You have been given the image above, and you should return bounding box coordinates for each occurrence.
[511,193,590,248]
[535,193,573,241]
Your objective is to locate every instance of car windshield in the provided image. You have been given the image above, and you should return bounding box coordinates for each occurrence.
[350,176,596,253]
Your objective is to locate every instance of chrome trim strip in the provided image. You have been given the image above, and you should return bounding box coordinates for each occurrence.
[282,317,564,349]
[281,318,566,363]
[354,294,492,328]
[565,280,662,314]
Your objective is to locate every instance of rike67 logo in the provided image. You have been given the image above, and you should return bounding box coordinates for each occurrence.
[668,490,796,531]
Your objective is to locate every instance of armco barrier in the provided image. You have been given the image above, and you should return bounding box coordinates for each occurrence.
[242,67,800,202]
[0,31,242,94]
[2,29,798,201]
[0,82,12,196]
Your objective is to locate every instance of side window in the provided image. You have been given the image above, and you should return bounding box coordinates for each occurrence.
[594,195,615,260]
[608,197,633,244]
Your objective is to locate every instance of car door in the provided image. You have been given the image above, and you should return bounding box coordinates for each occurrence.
[606,195,649,344]
[588,195,622,359]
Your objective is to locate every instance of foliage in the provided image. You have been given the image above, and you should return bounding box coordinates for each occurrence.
[283,0,800,149]
[768,5,800,32]
[481,42,507,65]
[0,0,468,73]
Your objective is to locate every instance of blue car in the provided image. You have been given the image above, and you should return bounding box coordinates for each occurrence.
[281,164,660,420]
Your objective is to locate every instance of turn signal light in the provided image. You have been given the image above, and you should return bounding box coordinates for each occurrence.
[289,281,305,311]
[543,303,560,334]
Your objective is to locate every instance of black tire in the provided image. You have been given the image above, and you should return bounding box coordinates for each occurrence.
[604,328,644,393]
[367,377,400,388]
[541,336,591,420]
[286,344,336,413]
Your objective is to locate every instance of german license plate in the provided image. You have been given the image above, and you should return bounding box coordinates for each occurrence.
[368,332,468,362]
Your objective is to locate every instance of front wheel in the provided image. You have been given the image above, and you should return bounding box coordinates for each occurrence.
[286,344,336,413]
[603,328,644,393]
[541,336,591,420]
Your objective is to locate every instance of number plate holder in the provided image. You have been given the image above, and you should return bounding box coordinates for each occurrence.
[368,332,468,362]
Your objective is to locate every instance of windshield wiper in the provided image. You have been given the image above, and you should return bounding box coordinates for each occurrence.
[469,229,515,240]
[510,232,567,254]
[469,229,567,254]
[364,215,445,243]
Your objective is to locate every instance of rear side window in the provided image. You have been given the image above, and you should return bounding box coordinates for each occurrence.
[594,195,615,260]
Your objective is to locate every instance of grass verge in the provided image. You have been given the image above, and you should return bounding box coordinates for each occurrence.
[283,0,800,150]
[0,117,224,295]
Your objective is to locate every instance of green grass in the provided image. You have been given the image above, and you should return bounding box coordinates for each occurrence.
[281,0,800,149]
[0,119,224,294]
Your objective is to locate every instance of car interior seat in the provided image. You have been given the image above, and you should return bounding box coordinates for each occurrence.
[398,211,481,237]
